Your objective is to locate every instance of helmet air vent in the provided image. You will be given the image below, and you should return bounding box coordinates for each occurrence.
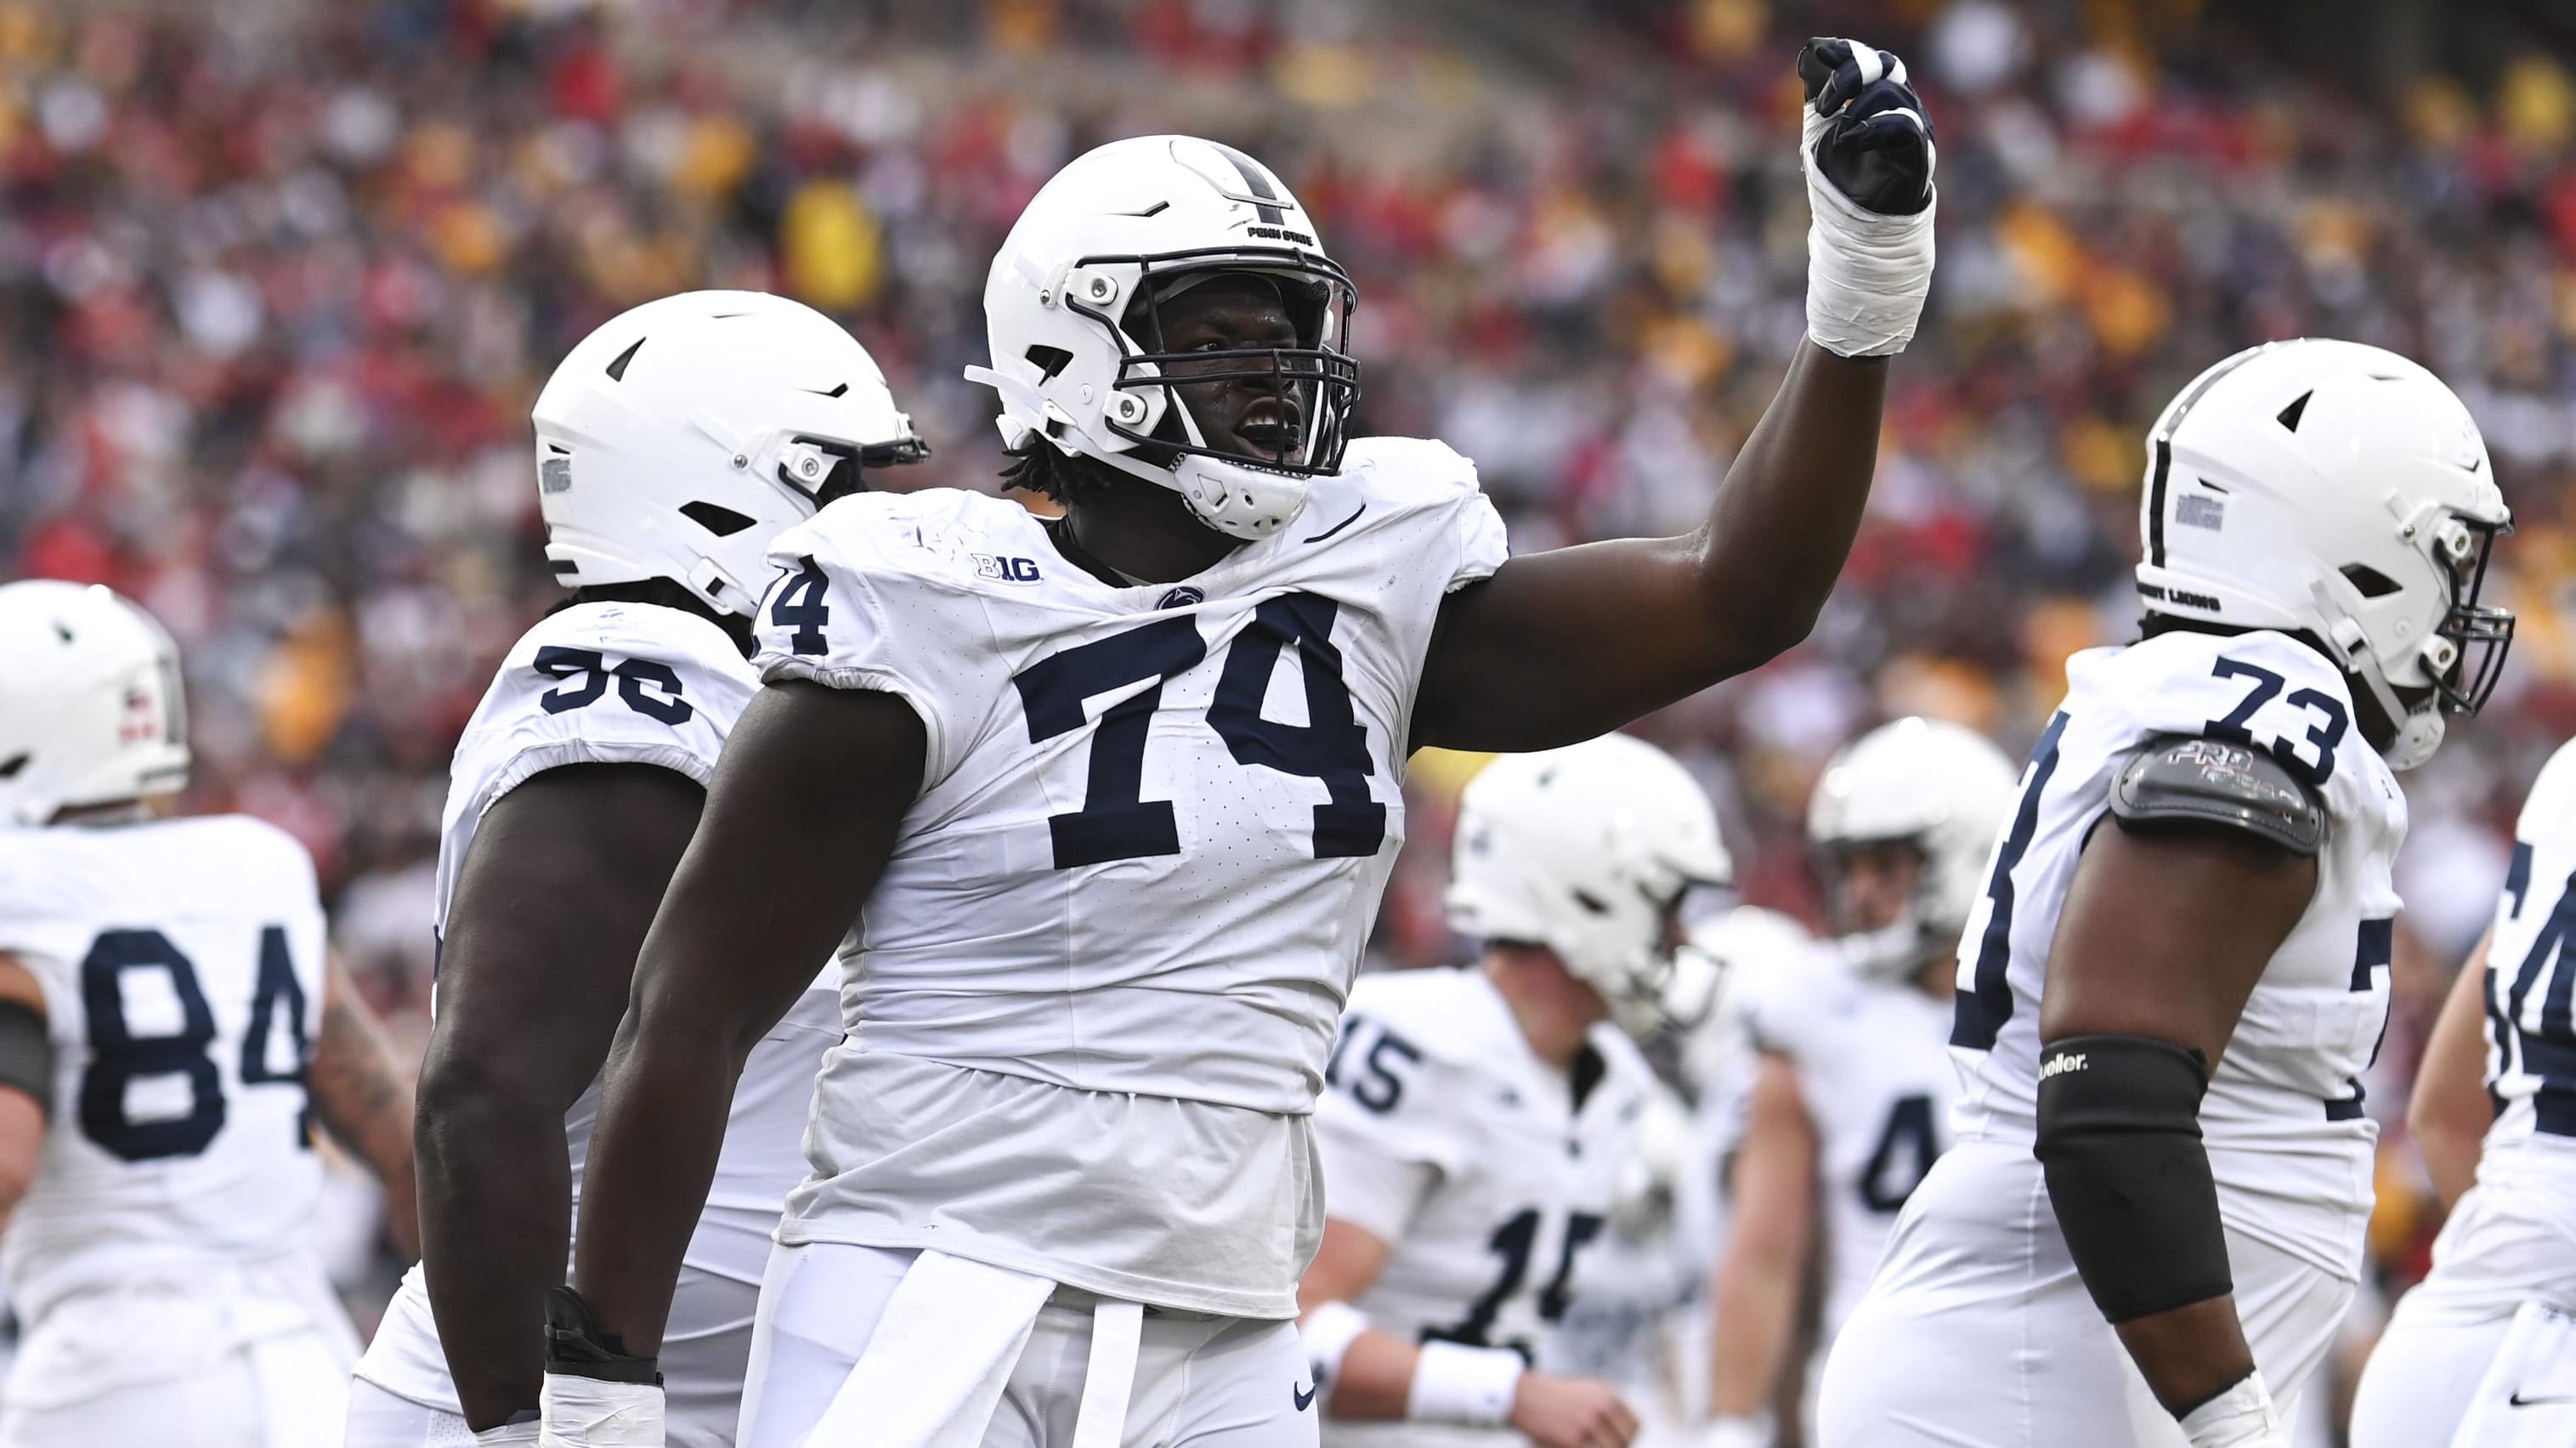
[0,754,25,778]
[1025,345,1075,382]
[2341,563,2403,599]
[2276,391,2311,432]
[604,337,645,382]
[679,501,757,538]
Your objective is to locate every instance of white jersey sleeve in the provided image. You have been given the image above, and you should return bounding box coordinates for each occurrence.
[2484,736,2576,1147]
[0,817,331,1329]
[1316,975,1477,1242]
[433,602,756,935]
[1949,628,2404,1274]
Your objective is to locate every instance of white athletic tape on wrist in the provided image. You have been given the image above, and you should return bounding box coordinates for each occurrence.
[1301,1300,1370,1388]
[807,1248,1055,1448]
[1801,91,1936,359]
[472,1423,543,1447]
[2177,1370,2287,1448]
[536,1375,662,1448]
[1407,1340,1525,1427]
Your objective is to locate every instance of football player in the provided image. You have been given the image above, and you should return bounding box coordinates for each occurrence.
[2347,736,2576,1447]
[341,291,926,1446]
[544,37,1939,1448]
[0,580,417,1448]
[1296,735,1731,1448]
[1815,338,2516,1448]
[1701,716,2015,1447]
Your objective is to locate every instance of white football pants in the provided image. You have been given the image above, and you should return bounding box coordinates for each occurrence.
[1815,1140,2354,1448]
[0,1325,350,1448]
[739,1241,1316,1448]
[2349,1169,2576,1448]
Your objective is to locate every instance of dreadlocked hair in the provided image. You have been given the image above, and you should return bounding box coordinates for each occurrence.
[999,438,1123,508]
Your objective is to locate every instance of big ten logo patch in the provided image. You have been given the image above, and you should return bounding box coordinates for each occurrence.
[973,554,1043,584]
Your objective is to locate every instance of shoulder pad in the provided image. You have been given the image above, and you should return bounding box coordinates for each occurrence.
[2110,735,2326,857]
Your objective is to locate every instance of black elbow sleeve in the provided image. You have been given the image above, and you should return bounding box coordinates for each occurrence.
[2034,1033,2231,1323]
[0,1000,53,1117]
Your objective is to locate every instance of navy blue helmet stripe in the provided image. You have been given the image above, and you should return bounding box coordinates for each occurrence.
[1209,141,1288,225]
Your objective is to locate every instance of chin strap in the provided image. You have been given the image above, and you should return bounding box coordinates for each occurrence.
[2310,579,2444,772]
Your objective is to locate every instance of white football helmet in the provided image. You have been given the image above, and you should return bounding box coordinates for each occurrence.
[1447,734,1734,1038]
[964,135,1361,540]
[535,289,926,619]
[1808,716,2018,981]
[0,580,189,827]
[2137,338,2513,771]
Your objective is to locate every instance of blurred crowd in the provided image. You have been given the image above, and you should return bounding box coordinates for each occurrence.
[1,0,2573,1363]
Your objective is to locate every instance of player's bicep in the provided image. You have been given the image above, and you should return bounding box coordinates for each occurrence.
[1415,534,1743,753]
[428,764,707,1111]
[629,681,926,1055]
[2039,801,2318,1066]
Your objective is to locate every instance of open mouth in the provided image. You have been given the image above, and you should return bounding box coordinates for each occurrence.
[1233,399,1305,457]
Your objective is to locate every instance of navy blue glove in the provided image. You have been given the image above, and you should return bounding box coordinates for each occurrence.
[1798,38,1936,217]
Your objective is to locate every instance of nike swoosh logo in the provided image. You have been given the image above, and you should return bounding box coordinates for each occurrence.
[1294,1382,1319,1411]
[1304,504,1365,543]
[2513,1391,2576,1407]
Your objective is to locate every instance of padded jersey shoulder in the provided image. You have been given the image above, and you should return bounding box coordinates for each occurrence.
[508,599,755,681]
[769,486,1049,598]
[2518,735,2576,847]
[1726,945,1860,1064]
[1337,436,1484,510]
[0,815,318,960]
[2066,628,2396,836]
[1343,964,1519,1067]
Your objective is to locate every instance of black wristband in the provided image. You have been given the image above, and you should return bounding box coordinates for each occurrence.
[544,1284,663,1387]
[0,998,54,1116]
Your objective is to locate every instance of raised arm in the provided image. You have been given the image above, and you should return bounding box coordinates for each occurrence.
[309,953,421,1261]
[411,764,705,1431]
[1413,40,1935,753]
[2409,927,2496,1213]
[2035,745,2322,1443]
[559,682,923,1384]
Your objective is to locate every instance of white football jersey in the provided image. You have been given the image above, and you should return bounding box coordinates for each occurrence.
[1729,951,1956,1338]
[2483,735,2576,1153]
[756,438,1507,1319]
[354,602,843,1417]
[0,816,339,1366]
[1316,967,1653,1448]
[1949,629,2404,1275]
